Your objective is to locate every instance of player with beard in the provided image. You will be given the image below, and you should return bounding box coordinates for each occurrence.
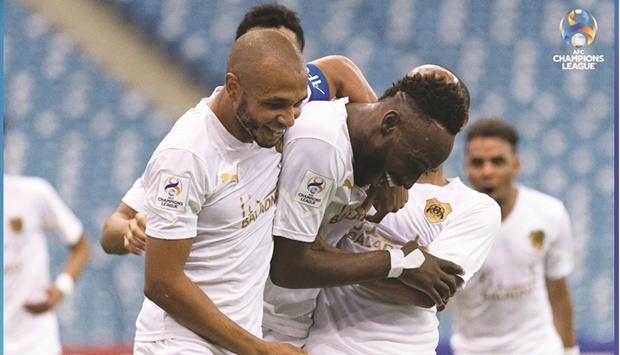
[132,29,309,354]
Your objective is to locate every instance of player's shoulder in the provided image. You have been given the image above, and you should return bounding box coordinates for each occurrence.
[287,98,348,142]
[518,184,565,210]
[4,174,59,202]
[5,174,52,190]
[447,177,497,206]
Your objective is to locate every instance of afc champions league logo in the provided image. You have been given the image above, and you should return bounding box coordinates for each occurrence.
[164,177,182,197]
[560,9,598,48]
[306,176,325,194]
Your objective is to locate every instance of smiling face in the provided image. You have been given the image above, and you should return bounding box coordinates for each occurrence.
[226,47,307,148]
[465,136,520,205]
[359,110,455,189]
[233,74,307,148]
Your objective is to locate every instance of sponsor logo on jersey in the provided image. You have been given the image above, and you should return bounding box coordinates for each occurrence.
[221,164,239,183]
[240,187,277,229]
[294,170,333,208]
[344,222,399,250]
[155,173,190,212]
[529,230,545,251]
[424,198,452,223]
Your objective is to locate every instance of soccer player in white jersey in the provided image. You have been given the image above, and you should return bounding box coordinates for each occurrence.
[4,174,91,355]
[300,65,501,355]
[449,118,579,355]
[132,29,310,355]
[263,68,470,347]
[99,4,381,257]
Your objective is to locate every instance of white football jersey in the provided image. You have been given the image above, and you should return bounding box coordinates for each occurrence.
[4,175,83,355]
[135,92,279,353]
[304,178,500,354]
[264,98,368,340]
[449,184,574,355]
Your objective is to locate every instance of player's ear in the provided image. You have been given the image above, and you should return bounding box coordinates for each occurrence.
[459,114,470,132]
[380,110,401,135]
[225,73,241,101]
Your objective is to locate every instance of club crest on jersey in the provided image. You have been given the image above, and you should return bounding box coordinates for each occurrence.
[294,170,333,208]
[155,173,190,212]
[10,217,23,233]
[529,230,545,251]
[424,198,452,223]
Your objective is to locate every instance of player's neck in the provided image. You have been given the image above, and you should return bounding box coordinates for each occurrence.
[500,185,518,220]
[416,166,449,186]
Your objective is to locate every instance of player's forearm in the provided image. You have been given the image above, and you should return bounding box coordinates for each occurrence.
[144,274,265,354]
[65,235,91,280]
[100,212,132,254]
[271,237,391,288]
[547,278,577,347]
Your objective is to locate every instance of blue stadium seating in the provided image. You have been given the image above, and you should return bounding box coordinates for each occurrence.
[4,0,616,351]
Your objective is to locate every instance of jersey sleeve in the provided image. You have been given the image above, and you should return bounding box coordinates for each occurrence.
[142,149,210,240]
[306,63,330,102]
[428,196,501,284]
[273,137,344,243]
[122,177,146,213]
[545,203,575,279]
[38,179,84,245]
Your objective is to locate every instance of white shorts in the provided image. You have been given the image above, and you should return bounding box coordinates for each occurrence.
[134,337,229,355]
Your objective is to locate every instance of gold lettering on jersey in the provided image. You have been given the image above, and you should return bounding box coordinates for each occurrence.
[483,268,537,300]
[343,179,353,191]
[221,164,239,183]
[529,231,545,251]
[329,205,365,225]
[424,198,452,223]
[344,223,397,250]
[240,188,277,229]
[10,218,22,233]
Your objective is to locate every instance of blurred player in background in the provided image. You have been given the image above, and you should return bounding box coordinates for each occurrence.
[4,165,91,354]
[448,118,579,355]
[301,65,501,355]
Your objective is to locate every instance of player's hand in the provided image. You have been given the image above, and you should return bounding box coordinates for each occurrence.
[358,185,408,223]
[261,341,310,354]
[398,240,464,308]
[23,287,64,314]
[124,212,147,256]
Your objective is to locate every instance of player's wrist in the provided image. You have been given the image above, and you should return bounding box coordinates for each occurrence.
[388,248,426,278]
[54,272,75,296]
[388,249,405,278]
[564,345,580,355]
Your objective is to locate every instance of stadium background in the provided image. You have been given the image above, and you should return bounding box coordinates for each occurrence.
[3,0,617,353]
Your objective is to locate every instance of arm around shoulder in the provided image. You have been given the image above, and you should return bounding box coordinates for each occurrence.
[309,55,377,103]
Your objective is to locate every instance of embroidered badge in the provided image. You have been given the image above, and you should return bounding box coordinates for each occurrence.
[154,173,190,212]
[294,170,334,208]
[221,164,239,183]
[424,197,452,223]
[10,218,23,233]
[529,230,545,251]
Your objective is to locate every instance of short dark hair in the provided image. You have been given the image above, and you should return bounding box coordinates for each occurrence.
[465,118,519,151]
[380,73,469,135]
[236,4,305,51]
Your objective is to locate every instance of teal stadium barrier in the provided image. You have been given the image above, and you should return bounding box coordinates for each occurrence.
[4,0,616,352]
